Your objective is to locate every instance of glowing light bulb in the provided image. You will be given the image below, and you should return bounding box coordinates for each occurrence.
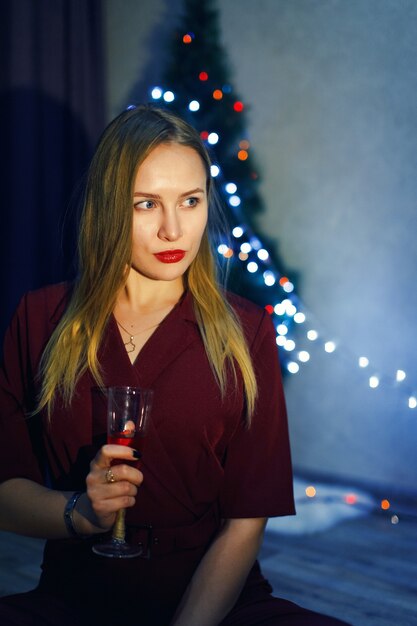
[369,376,379,388]
[381,499,390,510]
[345,493,357,505]
[232,226,244,238]
[396,369,406,382]
[210,165,220,177]
[188,100,200,112]
[307,330,318,341]
[325,341,336,353]
[263,271,276,286]
[283,281,294,293]
[257,249,269,261]
[276,335,286,347]
[359,357,369,368]
[247,262,258,273]
[286,304,297,317]
[208,133,219,145]
[250,237,262,250]
[284,339,296,352]
[199,71,208,81]
[240,242,252,254]
[150,87,163,100]
[277,324,288,336]
[163,91,175,102]
[408,396,417,409]
[287,361,300,374]
[306,486,316,498]
[298,351,310,363]
[294,312,306,324]
[225,183,237,194]
[229,195,241,207]
[238,252,248,261]
[274,303,285,316]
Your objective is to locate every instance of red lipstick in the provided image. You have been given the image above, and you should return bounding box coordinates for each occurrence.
[154,250,186,264]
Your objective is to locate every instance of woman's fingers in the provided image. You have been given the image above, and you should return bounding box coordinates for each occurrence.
[94,444,141,468]
[85,445,144,530]
[89,478,138,517]
[90,445,143,485]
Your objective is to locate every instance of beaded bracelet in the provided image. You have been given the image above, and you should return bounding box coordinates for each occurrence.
[64,491,88,538]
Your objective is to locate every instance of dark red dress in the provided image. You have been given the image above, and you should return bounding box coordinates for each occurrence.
[0,284,349,625]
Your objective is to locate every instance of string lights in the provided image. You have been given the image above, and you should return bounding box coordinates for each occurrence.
[301,485,406,526]
[141,27,417,527]
[148,58,415,413]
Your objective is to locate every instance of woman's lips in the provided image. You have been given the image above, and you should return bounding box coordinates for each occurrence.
[154,250,186,264]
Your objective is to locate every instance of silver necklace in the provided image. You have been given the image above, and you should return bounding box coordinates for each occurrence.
[116,319,160,353]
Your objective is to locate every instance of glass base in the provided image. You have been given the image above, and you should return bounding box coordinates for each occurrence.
[92,538,143,559]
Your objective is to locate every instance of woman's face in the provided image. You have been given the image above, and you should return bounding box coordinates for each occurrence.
[130,142,208,284]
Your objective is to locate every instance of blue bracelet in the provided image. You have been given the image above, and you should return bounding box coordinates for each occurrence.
[64,491,88,538]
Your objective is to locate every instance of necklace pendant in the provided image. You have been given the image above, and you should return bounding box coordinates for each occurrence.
[124,337,136,353]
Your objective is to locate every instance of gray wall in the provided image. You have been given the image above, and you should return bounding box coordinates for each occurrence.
[104,0,417,494]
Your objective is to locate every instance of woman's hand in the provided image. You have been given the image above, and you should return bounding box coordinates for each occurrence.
[85,444,144,532]
[171,518,267,626]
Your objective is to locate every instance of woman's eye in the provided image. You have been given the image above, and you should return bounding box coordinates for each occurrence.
[134,200,156,210]
[184,197,199,208]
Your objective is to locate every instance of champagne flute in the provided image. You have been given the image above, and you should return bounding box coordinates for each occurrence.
[92,386,153,558]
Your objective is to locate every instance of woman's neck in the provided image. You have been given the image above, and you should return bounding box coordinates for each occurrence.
[116,272,185,314]
[113,273,185,363]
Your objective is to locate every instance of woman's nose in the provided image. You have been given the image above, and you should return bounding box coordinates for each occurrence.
[158,210,182,241]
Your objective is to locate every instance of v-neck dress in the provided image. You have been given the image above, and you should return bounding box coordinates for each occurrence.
[0,282,301,624]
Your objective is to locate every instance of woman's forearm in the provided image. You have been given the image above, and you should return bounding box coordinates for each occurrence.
[0,445,144,540]
[171,517,267,626]
[0,478,101,539]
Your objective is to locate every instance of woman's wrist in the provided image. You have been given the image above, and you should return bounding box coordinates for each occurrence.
[72,491,110,536]
[64,491,90,538]
[64,491,104,538]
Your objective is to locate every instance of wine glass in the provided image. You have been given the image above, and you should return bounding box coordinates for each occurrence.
[92,386,153,558]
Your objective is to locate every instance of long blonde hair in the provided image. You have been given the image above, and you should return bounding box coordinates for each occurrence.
[38,105,257,419]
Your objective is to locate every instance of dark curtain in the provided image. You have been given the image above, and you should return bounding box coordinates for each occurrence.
[0,0,106,340]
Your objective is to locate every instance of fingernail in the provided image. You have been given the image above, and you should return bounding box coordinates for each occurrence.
[132,449,142,459]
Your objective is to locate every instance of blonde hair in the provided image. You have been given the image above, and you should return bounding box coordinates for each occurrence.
[38,105,257,419]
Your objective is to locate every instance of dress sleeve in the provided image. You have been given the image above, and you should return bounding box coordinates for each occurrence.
[0,294,45,484]
[219,310,296,519]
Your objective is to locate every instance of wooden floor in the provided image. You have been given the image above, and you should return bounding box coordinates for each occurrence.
[0,512,416,625]
[260,513,417,626]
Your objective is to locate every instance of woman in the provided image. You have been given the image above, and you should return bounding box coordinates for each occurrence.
[0,105,350,625]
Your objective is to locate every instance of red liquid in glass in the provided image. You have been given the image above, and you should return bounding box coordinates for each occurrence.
[107,432,145,467]
[108,433,134,447]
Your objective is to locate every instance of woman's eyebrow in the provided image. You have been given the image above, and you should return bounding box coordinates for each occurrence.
[133,187,205,198]
[179,187,205,198]
[133,191,161,198]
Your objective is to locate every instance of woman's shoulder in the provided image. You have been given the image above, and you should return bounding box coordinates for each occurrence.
[225,291,272,347]
[225,291,264,319]
[3,283,73,369]
[17,281,72,325]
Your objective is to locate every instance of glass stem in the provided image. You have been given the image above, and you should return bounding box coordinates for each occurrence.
[112,508,126,542]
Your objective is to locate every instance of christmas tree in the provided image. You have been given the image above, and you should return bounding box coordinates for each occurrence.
[147,0,300,370]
